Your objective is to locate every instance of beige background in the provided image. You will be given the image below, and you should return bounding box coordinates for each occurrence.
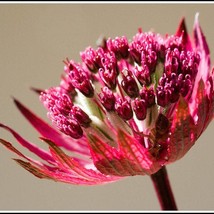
[0,3,214,211]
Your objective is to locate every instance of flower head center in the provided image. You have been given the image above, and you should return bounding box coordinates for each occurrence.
[41,30,201,146]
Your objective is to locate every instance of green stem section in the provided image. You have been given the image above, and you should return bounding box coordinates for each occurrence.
[150,166,178,210]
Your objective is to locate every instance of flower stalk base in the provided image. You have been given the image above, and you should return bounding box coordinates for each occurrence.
[150,166,178,210]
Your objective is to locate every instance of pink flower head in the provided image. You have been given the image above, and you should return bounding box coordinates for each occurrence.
[1,14,213,185]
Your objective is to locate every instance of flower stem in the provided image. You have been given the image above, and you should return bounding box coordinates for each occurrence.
[150,166,178,210]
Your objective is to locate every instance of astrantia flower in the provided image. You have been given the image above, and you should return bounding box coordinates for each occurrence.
[0,14,213,210]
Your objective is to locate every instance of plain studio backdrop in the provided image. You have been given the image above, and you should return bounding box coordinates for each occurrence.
[0,3,214,211]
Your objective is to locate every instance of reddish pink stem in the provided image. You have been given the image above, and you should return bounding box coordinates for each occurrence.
[150,166,178,210]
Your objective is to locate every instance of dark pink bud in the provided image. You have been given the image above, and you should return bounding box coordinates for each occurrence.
[156,86,171,107]
[41,88,73,116]
[179,74,192,97]
[165,49,180,75]
[106,36,129,59]
[164,35,183,51]
[99,68,118,90]
[129,31,159,66]
[180,51,200,79]
[140,87,156,107]
[129,43,141,64]
[101,51,117,70]
[132,98,147,120]
[121,69,139,98]
[69,64,94,97]
[98,86,115,111]
[50,114,83,139]
[141,49,157,73]
[71,106,91,128]
[134,65,151,86]
[99,52,118,89]
[80,47,104,72]
[115,97,133,120]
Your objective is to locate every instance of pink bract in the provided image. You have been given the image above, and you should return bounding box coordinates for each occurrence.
[0,14,213,185]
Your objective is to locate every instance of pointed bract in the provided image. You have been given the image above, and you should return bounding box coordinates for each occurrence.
[175,17,192,50]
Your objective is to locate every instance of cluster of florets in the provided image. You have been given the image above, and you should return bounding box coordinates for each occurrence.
[40,29,200,141]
